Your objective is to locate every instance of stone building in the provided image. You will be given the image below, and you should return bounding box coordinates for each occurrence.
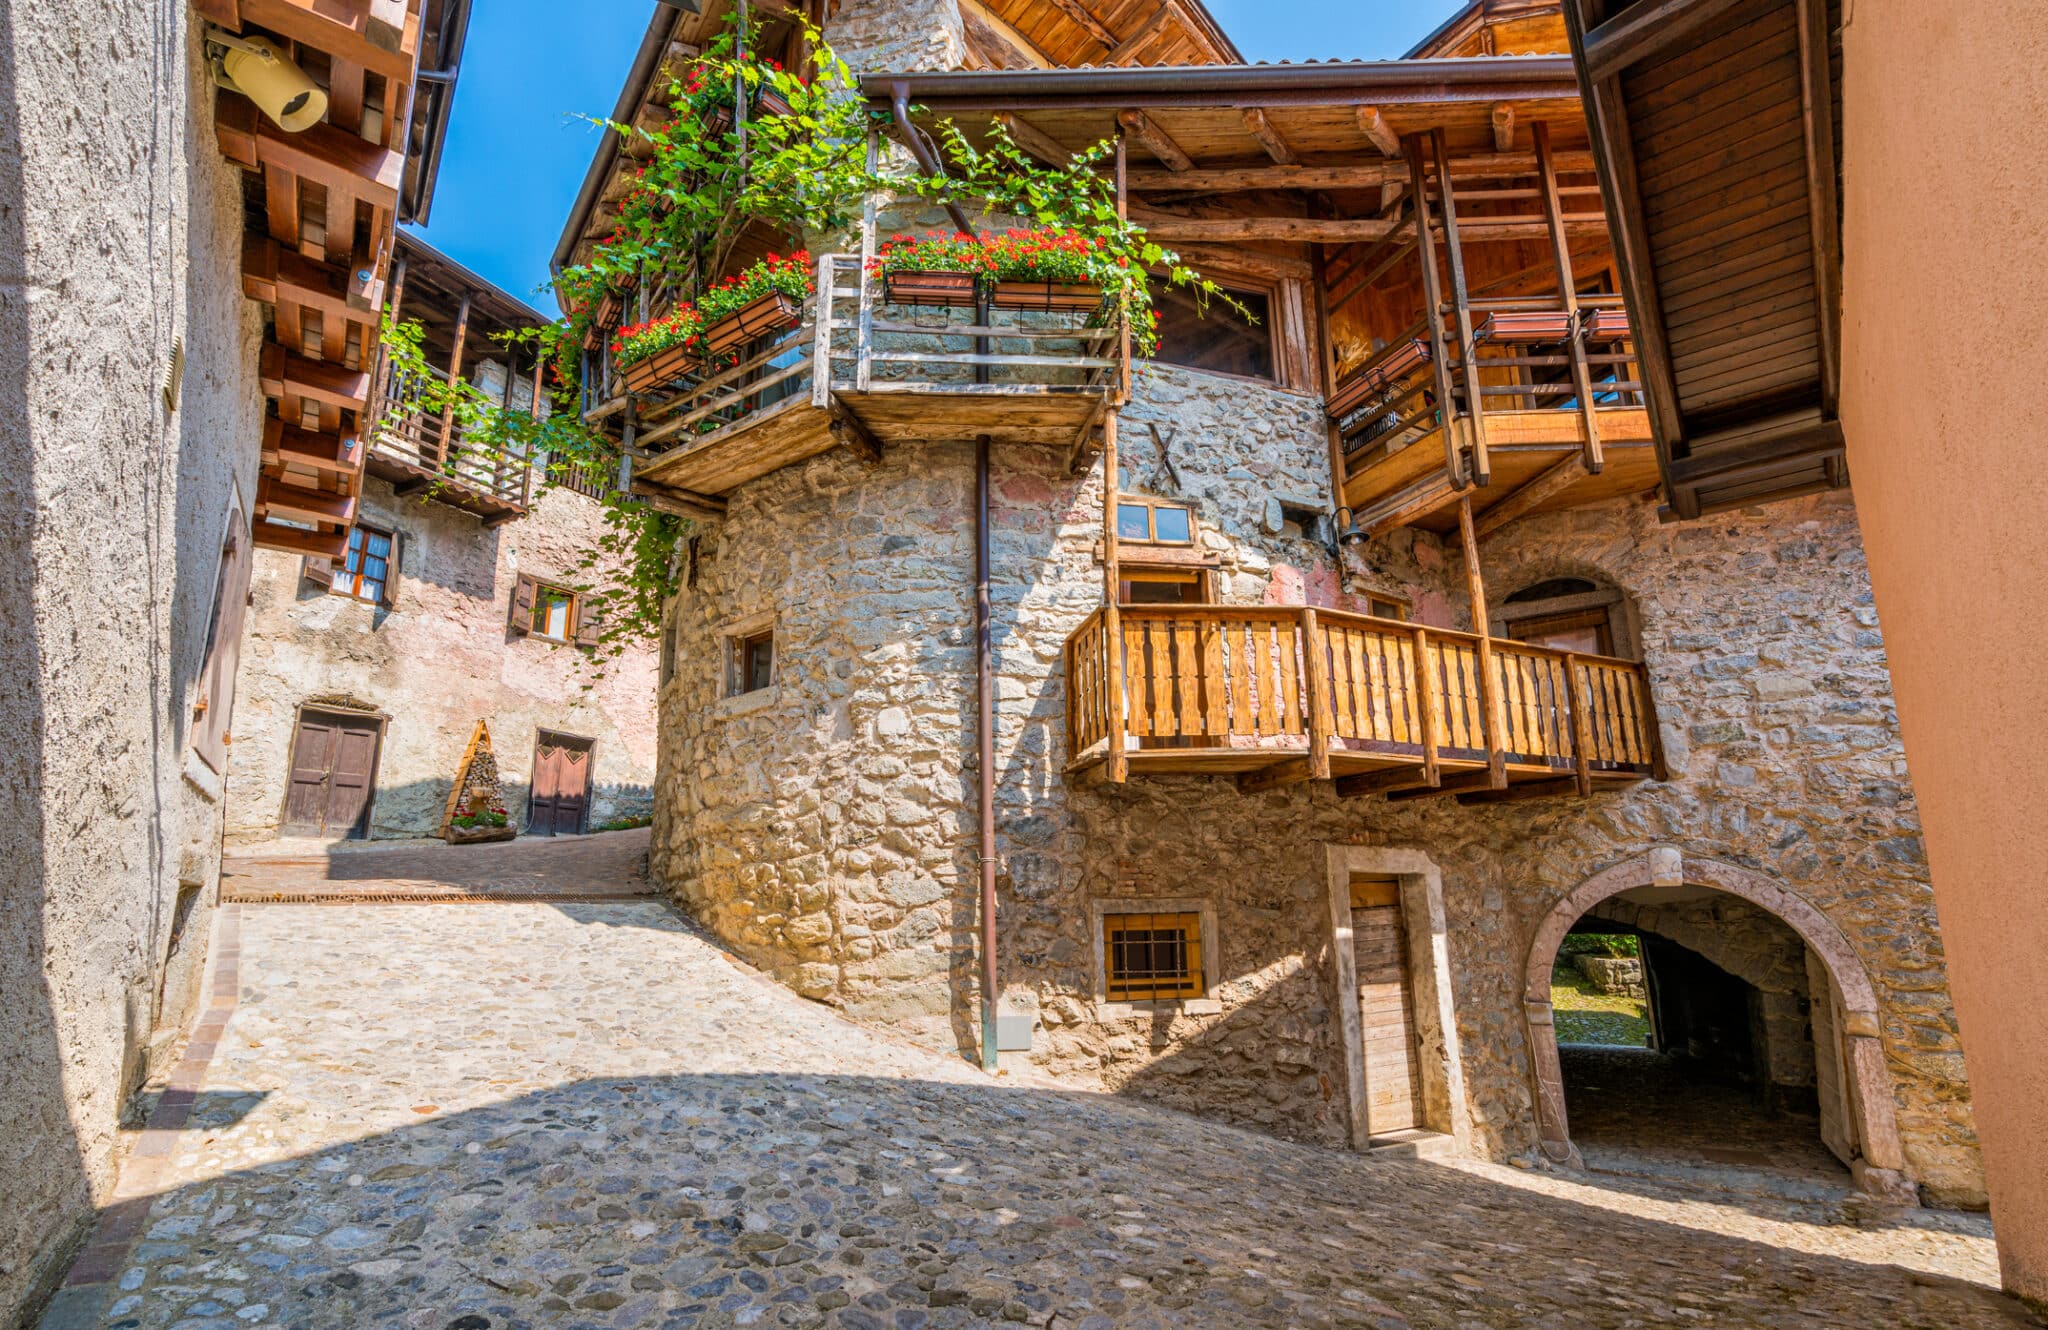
[0,1,464,1323]
[573,0,1986,1214]
[227,234,658,844]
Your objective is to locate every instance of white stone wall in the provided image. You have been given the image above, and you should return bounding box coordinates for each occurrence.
[228,480,660,841]
[0,6,266,1320]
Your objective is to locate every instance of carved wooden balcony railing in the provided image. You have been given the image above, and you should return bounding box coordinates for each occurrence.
[1065,604,1661,801]
[364,362,534,525]
[620,254,1122,506]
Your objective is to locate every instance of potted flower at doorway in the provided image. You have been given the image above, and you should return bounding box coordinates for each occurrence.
[447,794,515,845]
[869,230,984,309]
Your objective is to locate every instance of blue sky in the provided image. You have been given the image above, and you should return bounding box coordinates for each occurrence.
[406,0,1465,306]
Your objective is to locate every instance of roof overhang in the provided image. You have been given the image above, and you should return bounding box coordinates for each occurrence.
[398,0,475,226]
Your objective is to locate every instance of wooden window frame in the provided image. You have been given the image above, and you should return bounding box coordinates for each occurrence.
[738,629,774,695]
[719,610,779,701]
[1119,565,1212,605]
[1143,268,1318,393]
[1089,896,1220,1016]
[1115,495,1198,548]
[329,522,398,605]
[1364,592,1411,623]
[529,581,577,643]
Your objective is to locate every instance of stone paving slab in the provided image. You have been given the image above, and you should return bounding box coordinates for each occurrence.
[221,828,656,902]
[63,901,2039,1330]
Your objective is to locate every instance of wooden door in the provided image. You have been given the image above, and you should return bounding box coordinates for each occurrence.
[1351,877,1424,1135]
[528,731,594,837]
[281,709,382,838]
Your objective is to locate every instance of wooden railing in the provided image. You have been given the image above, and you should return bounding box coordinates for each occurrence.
[369,362,534,507]
[1065,604,1658,787]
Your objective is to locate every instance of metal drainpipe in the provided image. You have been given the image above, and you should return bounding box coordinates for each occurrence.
[891,82,977,237]
[975,432,998,1073]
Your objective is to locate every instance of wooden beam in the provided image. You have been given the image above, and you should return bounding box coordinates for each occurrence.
[243,235,365,327]
[1534,119,1604,474]
[1432,129,1490,488]
[252,115,403,212]
[1473,454,1587,539]
[271,419,362,474]
[251,519,349,559]
[1241,108,1298,165]
[1046,0,1120,48]
[1357,472,1462,537]
[192,0,241,25]
[959,0,1053,68]
[1237,757,1316,794]
[1491,102,1516,152]
[1106,1,1179,65]
[239,0,419,84]
[1458,497,1508,790]
[1793,0,1841,417]
[993,111,1071,167]
[829,399,883,466]
[259,341,371,412]
[1333,766,1438,799]
[1455,776,1581,805]
[1117,109,1192,172]
[257,474,357,526]
[1134,216,1398,244]
[1356,105,1401,157]
[1405,135,1467,490]
[628,486,727,523]
[1385,770,1498,802]
[1168,242,1312,282]
[1125,151,1595,195]
[1581,0,1754,83]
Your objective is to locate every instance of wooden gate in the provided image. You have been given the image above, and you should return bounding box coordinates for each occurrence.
[1351,877,1424,1135]
[528,730,594,837]
[282,708,383,838]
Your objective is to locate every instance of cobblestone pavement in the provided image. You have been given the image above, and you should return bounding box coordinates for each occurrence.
[221,828,655,902]
[71,902,2037,1330]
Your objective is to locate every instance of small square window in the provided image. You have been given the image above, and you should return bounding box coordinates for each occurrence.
[1117,503,1152,542]
[1151,506,1192,544]
[739,630,774,694]
[1366,595,1410,622]
[1116,497,1196,546]
[530,584,576,641]
[1104,912,1203,1001]
[330,524,393,604]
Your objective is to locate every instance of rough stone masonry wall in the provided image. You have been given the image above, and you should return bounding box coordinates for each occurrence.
[230,479,659,841]
[0,8,266,1323]
[652,344,1982,1202]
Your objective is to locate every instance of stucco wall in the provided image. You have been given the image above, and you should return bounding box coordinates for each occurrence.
[228,480,659,842]
[0,6,264,1322]
[1840,0,2048,1297]
[650,344,1981,1203]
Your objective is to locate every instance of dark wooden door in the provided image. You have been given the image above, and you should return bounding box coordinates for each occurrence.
[1351,878,1423,1136]
[281,709,382,838]
[528,731,593,836]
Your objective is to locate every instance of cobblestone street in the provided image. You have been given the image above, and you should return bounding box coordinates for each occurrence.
[50,898,2036,1330]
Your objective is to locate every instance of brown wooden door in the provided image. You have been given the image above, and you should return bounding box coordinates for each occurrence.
[528,731,594,837]
[281,709,382,838]
[1352,879,1424,1135]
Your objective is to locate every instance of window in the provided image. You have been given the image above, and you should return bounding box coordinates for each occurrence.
[739,629,774,694]
[1119,567,1208,605]
[330,524,395,604]
[1365,594,1410,622]
[1116,497,1195,546]
[1508,608,1614,656]
[1103,912,1204,1001]
[1151,282,1275,381]
[1499,578,1626,657]
[530,583,575,641]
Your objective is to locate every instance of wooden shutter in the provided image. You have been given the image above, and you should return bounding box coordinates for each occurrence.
[573,596,602,649]
[509,573,536,634]
[378,528,403,608]
[301,554,335,589]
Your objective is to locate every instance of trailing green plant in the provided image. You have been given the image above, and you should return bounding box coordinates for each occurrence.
[1559,933,1641,959]
[450,807,510,829]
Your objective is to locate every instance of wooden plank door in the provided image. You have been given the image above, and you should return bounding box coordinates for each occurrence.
[281,709,382,838]
[1351,877,1424,1135]
[528,731,593,837]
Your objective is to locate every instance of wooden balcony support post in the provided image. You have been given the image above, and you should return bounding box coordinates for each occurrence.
[1403,136,1467,491]
[1412,626,1442,788]
[1563,652,1595,796]
[1102,408,1127,784]
[435,291,472,472]
[1534,121,1604,475]
[1432,128,1490,487]
[1302,607,1332,781]
[1458,497,1509,789]
[1310,246,1352,534]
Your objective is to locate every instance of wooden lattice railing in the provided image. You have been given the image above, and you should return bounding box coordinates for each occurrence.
[1065,604,1658,785]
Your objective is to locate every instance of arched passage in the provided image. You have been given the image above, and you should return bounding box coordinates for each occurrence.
[1522,850,1916,1201]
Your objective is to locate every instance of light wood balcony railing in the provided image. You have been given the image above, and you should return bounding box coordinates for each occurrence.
[363,362,535,523]
[1065,604,1660,801]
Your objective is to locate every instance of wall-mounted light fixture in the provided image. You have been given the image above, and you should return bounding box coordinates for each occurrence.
[208,30,328,132]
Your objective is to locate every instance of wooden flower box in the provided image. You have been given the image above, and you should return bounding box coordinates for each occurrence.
[698,291,802,357]
[1478,310,1574,343]
[1583,308,1632,341]
[445,823,515,845]
[990,280,1104,313]
[883,270,979,309]
[619,342,698,393]
[1326,338,1433,421]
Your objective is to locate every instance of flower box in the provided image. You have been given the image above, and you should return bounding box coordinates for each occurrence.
[883,270,979,309]
[1583,308,1632,341]
[619,342,699,393]
[989,280,1104,314]
[698,290,802,357]
[700,85,796,141]
[445,823,516,845]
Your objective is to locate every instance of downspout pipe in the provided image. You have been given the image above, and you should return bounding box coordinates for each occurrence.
[975,433,998,1072]
[890,81,977,237]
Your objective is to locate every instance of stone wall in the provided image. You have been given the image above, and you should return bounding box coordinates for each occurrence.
[648,373,1981,1197]
[0,8,266,1322]
[229,479,659,842]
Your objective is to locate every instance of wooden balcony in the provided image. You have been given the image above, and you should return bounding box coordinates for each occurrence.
[1065,604,1661,802]
[364,364,533,525]
[626,255,1118,505]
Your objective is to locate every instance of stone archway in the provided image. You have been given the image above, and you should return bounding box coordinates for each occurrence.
[1522,849,1916,1201]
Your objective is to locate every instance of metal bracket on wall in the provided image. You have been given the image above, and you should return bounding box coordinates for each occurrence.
[1147,421,1182,490]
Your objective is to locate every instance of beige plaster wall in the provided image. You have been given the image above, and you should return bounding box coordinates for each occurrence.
[0,7,265,1321]
[228,480,659,841]
[1839,0,2048,1298]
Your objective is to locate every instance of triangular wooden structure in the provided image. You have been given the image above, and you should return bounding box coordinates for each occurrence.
[440,719,504,835]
